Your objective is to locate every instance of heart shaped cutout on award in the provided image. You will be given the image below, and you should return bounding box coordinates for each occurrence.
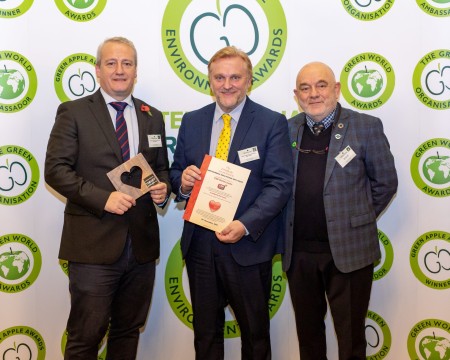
[120,166,143,189]
[107,153,159,200]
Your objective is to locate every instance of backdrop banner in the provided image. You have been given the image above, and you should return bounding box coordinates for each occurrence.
[1,1,449,359]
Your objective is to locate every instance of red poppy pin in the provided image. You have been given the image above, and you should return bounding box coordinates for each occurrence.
[141,104,152,117]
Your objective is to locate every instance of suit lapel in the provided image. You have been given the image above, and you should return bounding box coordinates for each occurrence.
[88,90,123,162]
[291,114,306,182]
[228,98,256,164]
[202,105,215,157]
[324,105,348,188]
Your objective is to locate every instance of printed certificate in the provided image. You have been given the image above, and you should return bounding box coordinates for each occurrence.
[183,155,251,232]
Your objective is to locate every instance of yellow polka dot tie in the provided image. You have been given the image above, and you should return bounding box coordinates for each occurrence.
[215,113,232,161]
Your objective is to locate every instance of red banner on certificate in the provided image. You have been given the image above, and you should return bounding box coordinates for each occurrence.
[183,155,251,232]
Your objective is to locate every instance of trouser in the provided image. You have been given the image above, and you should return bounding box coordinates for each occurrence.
[287,251,373,360]
[65,237,155,360]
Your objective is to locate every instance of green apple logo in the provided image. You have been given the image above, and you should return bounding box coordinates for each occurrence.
[424,246,450,274]
[351,65,383,98]
[409,231,450,289]
[0,51,37,113]
[422,152,450,185]
[365,311,392,358]
[341,53,394,110]
[0,158,27,192]
[341,0,394,21]
[410,139,450,197]
[67,0,95,9]
[0,65,25,100]
[0,247,30,281]
[0,145,39,205]
[0,326,45,359]
[3,342,32,360]
[0,0,34,19]
[190,4,258,65]
[425,63,450,96]
[413,50,450,108]
[54,0,106,22]
[408,319,450,359]
[54,53,98,102]
[68,69,96,97]
[162,0,287,94]
[419,332,450,359]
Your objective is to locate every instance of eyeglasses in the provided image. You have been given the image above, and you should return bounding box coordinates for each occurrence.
[297,147,328,155]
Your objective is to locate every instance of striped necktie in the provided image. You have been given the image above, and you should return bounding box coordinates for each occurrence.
[215,113,232,161]
[110,102,130,161]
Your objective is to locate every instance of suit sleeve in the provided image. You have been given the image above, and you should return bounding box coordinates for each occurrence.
[238,114,294,241]
[148,108,171,201]
[364,118,398,217]
[44,102,111,217]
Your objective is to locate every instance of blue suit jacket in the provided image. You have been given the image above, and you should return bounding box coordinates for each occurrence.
[170,97,293,266]
[283,104,398,273]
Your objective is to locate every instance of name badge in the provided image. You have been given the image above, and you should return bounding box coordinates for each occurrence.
[148,135,162,148]
[238,146,260,164]
[335,145,356,168]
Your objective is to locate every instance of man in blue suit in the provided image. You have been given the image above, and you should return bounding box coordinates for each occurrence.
[284,62,398,360]
[170,46,293,360]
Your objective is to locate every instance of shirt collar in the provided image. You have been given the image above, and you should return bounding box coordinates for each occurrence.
[100,88,134,108]
[214,97,247,124]
[306,106,337,133]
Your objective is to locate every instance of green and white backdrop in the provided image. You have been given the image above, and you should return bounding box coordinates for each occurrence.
[1,1,449,359]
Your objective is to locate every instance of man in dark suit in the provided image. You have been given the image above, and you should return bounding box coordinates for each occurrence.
[45,37,170,360]
[284,61,398,360]
[170,46,293,360]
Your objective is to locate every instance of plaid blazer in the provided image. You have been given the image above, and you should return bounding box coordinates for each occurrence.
[283,104,397,273]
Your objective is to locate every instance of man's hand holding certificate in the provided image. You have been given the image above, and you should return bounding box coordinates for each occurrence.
[183,155,251,233]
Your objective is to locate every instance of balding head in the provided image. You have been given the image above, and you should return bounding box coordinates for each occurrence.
[294,62,341,122]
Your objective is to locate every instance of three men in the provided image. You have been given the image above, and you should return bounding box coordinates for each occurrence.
[46,35,398,360]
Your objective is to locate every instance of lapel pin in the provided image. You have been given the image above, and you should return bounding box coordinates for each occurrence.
[335,134,342,140]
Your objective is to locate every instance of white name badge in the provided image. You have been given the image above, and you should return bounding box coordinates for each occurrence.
[148,135,162,148]
[238,146,260,164]
[335,145,356,168]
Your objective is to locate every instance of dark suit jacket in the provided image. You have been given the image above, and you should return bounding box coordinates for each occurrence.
[283,104,398,273]
[45,89,170,264]
[170,98,293,266]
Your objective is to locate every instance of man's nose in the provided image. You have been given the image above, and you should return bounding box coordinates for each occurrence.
[310,86,319,97]
[115,63,124,73]
[223,78,232,89]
